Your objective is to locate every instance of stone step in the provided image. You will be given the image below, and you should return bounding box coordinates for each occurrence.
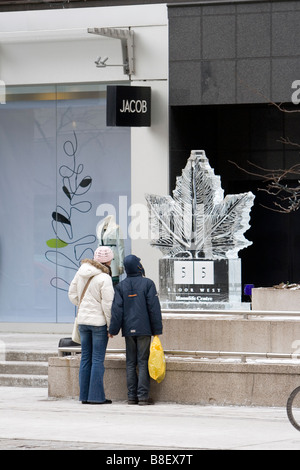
[0,361,48,376]
[5,351,54,362]
[0,350,51,388]
[0,374,48,388]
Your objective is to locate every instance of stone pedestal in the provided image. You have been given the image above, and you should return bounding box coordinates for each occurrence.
[48,353,300,407]
[48,311,300,406]
[252,288,300,311]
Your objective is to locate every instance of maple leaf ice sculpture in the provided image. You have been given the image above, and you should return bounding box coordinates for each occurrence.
[145,150,255,259]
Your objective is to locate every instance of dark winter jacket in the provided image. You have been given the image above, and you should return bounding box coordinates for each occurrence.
[109,255,163,337]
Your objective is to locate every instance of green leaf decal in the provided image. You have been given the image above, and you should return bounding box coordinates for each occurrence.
[46,239,68,248]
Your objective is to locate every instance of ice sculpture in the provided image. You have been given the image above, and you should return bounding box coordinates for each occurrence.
[145,150,255,309]
[146,150,254,260]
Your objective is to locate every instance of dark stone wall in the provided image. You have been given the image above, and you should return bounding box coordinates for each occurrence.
[169,1,300,106]
[168,1,300,290]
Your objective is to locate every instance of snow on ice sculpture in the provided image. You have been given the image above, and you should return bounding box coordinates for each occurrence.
[146,150,255,260]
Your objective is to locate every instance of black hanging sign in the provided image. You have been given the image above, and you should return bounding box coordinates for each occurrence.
[106,85,151,127]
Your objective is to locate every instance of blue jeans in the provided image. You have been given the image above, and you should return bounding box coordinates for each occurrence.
[78,324,108,403]
[125,335,151,400]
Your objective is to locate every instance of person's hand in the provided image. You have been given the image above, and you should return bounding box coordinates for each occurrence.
[108,333,114,338]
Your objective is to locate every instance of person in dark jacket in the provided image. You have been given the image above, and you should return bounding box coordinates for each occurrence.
[108,254,163,405]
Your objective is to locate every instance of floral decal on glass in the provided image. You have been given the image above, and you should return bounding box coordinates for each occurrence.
[45,131,96,292]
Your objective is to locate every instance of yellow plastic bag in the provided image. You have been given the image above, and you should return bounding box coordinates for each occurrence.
[148,335,166,383]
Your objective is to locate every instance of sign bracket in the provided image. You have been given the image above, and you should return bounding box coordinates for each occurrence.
[88,27,134,77]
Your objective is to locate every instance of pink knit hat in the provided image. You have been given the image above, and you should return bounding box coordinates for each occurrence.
[94,246,114,264]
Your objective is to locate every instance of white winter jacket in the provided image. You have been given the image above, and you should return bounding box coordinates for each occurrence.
[68,259,114,328]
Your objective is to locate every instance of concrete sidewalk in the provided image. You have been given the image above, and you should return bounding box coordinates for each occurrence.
[0,386,300,450]
[0,331,300,450]
[0,331,71,353]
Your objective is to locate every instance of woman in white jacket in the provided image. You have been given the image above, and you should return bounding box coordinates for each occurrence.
[68,247,115,404]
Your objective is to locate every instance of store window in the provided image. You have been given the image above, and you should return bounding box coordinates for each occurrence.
[170,103,300,290]
[0,84,131,323]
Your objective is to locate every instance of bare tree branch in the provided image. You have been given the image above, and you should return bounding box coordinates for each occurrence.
[277,136,300,148]
[237,77,300,113]
[229,79,300,213]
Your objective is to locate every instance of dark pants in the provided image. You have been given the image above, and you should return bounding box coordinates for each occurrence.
[125,335,151,400]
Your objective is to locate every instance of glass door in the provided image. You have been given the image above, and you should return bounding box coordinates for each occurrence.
[0,83,131,323]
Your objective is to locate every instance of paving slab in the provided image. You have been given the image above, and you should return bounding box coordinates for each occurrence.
[0,387,300,451]
[1,332,300,451]
[0,332,64,353]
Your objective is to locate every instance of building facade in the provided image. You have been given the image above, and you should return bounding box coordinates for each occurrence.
[0,3,168,323]
[168,0,300,292]
[0,0,300,324]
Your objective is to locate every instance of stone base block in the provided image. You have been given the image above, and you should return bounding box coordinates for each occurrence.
[159,258,242,306]
[48,354,300,407]
[252,288,300,311]
[161,313,300,354]
[48,355,127,400]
